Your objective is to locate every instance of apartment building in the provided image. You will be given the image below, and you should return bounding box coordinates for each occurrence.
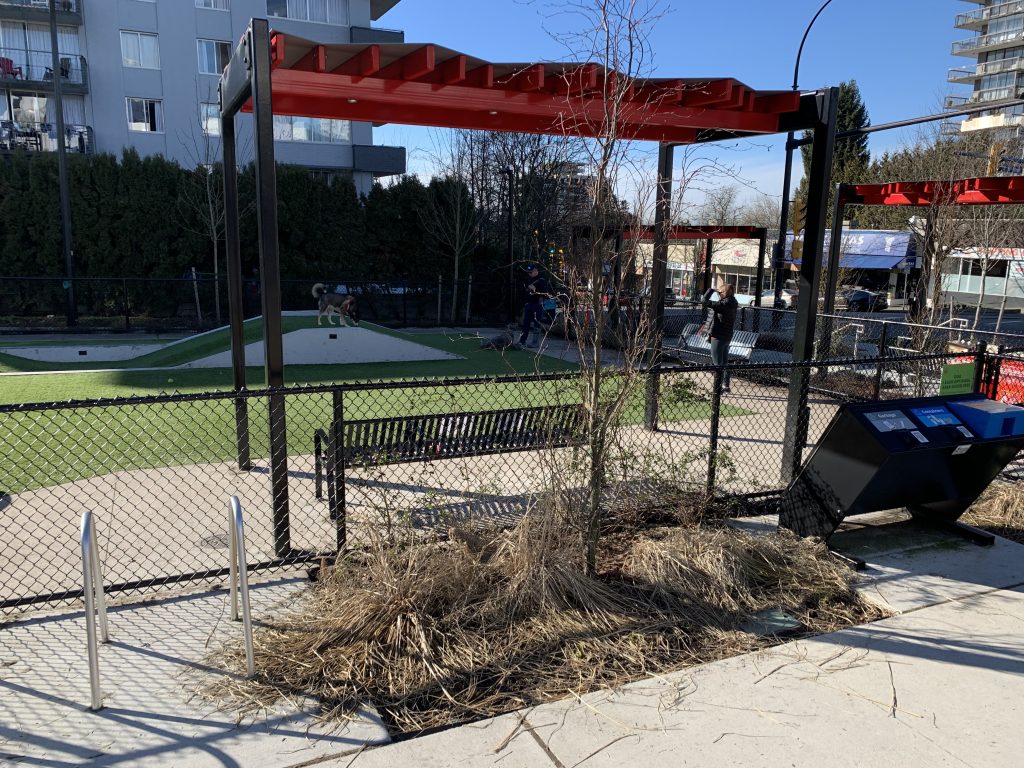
[947,0,1024,135]
[0,0,406,194]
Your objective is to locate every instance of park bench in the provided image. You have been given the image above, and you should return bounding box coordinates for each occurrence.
[313,403,584,505]
[670,323,759,361]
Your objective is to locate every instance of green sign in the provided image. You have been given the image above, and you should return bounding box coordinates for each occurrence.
[939,363,975,396]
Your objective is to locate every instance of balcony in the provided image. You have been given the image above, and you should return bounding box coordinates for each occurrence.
[955,1,1024,30]
[350,26,404,44]
[0,50,88,93]
[352,144,406,176]
[940,119,964,137]
[946,85,1024,110]
[0,0,82,25]
[948,55,1024,85]
[952,28,1024,56]
[0,121,93,154]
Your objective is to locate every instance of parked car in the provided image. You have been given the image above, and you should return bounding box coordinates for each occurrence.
[761,289,797,309]
[841,289,888,312]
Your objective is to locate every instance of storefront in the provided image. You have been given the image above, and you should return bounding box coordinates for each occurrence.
[785,229,918,304]
[943,247,1024,310]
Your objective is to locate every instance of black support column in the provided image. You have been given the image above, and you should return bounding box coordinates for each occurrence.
[249,19,291,556]
[644,142,673,430]
[781,88,839,485]
[220,108,251,471]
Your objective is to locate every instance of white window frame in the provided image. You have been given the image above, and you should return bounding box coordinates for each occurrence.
[195,0,229,9]
[200,102,221,137]
[126,97,164,133]
[196,38,231,76]
[266,0,349,26]
[120,30,160,69]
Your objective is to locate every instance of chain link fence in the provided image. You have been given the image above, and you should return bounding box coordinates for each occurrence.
[2,347,1001,620]
[0,274,513,333]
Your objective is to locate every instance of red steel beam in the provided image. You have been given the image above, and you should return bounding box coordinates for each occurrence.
[847,176,1024,206]
[332,44,380,77]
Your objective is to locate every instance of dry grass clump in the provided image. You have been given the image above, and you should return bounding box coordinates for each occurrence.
[202,513,884,735]
[963,481,1024,544]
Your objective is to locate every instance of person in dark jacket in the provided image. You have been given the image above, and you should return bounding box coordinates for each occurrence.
[702,282,738,392]
[519,264,550,347]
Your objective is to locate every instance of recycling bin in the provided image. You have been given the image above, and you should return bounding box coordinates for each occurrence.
[779,394,1024,541]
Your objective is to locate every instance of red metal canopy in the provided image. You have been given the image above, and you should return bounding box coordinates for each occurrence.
[844,176,1024,207]
[253,33,802,144]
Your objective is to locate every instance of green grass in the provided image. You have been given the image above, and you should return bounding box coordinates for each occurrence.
[0,323,750,495]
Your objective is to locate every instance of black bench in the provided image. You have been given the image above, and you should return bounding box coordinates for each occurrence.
[314,403,584,510]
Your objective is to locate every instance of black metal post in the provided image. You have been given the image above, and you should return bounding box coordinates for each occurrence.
[49,0,75,327]
[504,168,515,323]
[220,100,251,471]
[706,366,724,498]
[122,278,130,331]
[754,229,767,309]
[250,19,289,555]
[332,390,346,551]
[819,184,847,359]
[702,238,713,295]
[874,321,888,399]
[645,142,673,430]
[782,88,839,485]
[314,430,324,500]
[973,341,987,393]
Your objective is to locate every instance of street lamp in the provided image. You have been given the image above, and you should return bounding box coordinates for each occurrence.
[501,167,515,323]
[773,0,836,306]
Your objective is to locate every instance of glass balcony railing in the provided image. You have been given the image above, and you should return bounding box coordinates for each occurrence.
[945,86,1022,110]
[952,28,1024,55]
[948,57,1024,84]
[0,0,79,10]
[955,1,1024,30]
[0,49,87,89]
[0,121,93,153]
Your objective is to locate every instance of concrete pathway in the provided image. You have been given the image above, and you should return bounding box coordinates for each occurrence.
[320,512,1024,768]
[0,579,389,767]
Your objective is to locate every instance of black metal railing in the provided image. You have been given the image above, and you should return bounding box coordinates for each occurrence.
[0,49,87,86]
[0,121,93,154]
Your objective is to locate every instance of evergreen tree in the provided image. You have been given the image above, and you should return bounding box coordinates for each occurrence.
[793,80,871,228]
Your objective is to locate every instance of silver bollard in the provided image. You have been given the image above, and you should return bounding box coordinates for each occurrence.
[80,510,109,711]
[228,496,256,677]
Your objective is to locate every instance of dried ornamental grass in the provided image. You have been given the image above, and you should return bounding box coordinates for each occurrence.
[963,481,1024,544]
[201,514,885,734]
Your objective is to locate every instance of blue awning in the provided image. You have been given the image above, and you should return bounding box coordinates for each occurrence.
[840,255,907,270]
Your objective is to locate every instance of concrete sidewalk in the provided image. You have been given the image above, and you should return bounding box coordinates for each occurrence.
[323,512,1024,768]
[4,514,1023,767]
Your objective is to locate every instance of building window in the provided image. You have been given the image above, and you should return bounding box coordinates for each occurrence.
[126,97,163,132]
[196,39,230,75]
[195,0,230,9]
[120,31,160,69]
[272,114,351,143]
[267,0,348,25]
[200,102,220,136]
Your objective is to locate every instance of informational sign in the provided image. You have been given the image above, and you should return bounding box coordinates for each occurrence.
[865,410,916,433]
[939,363,976,396]
[911,406,962,427]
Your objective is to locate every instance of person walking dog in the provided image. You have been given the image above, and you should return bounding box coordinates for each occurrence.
[702,282,738,392]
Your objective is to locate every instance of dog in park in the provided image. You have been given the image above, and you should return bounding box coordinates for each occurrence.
[312,284,360,327]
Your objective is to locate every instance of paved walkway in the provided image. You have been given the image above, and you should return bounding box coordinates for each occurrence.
[3,511,1023,766]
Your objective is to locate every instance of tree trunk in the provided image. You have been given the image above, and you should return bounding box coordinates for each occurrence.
[973,251,989,332]
[208,180,221,326]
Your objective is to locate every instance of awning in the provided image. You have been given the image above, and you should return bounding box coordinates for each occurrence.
[790,255,912,270]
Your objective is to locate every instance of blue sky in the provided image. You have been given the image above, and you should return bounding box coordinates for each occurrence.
[374,0,965,209]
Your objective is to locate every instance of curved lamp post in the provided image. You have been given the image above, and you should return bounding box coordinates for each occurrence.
[774,0,837,304]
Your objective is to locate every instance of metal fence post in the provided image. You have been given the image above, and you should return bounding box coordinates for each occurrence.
[227,496,255,677]
[122,278,130,331]
[973,340,987,393]
[706,366,724,498]
[331,389,346,551]
[437,274,442,326]
[873,321,888,400]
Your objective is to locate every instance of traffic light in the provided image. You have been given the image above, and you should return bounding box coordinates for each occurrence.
[791,198,807,235]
